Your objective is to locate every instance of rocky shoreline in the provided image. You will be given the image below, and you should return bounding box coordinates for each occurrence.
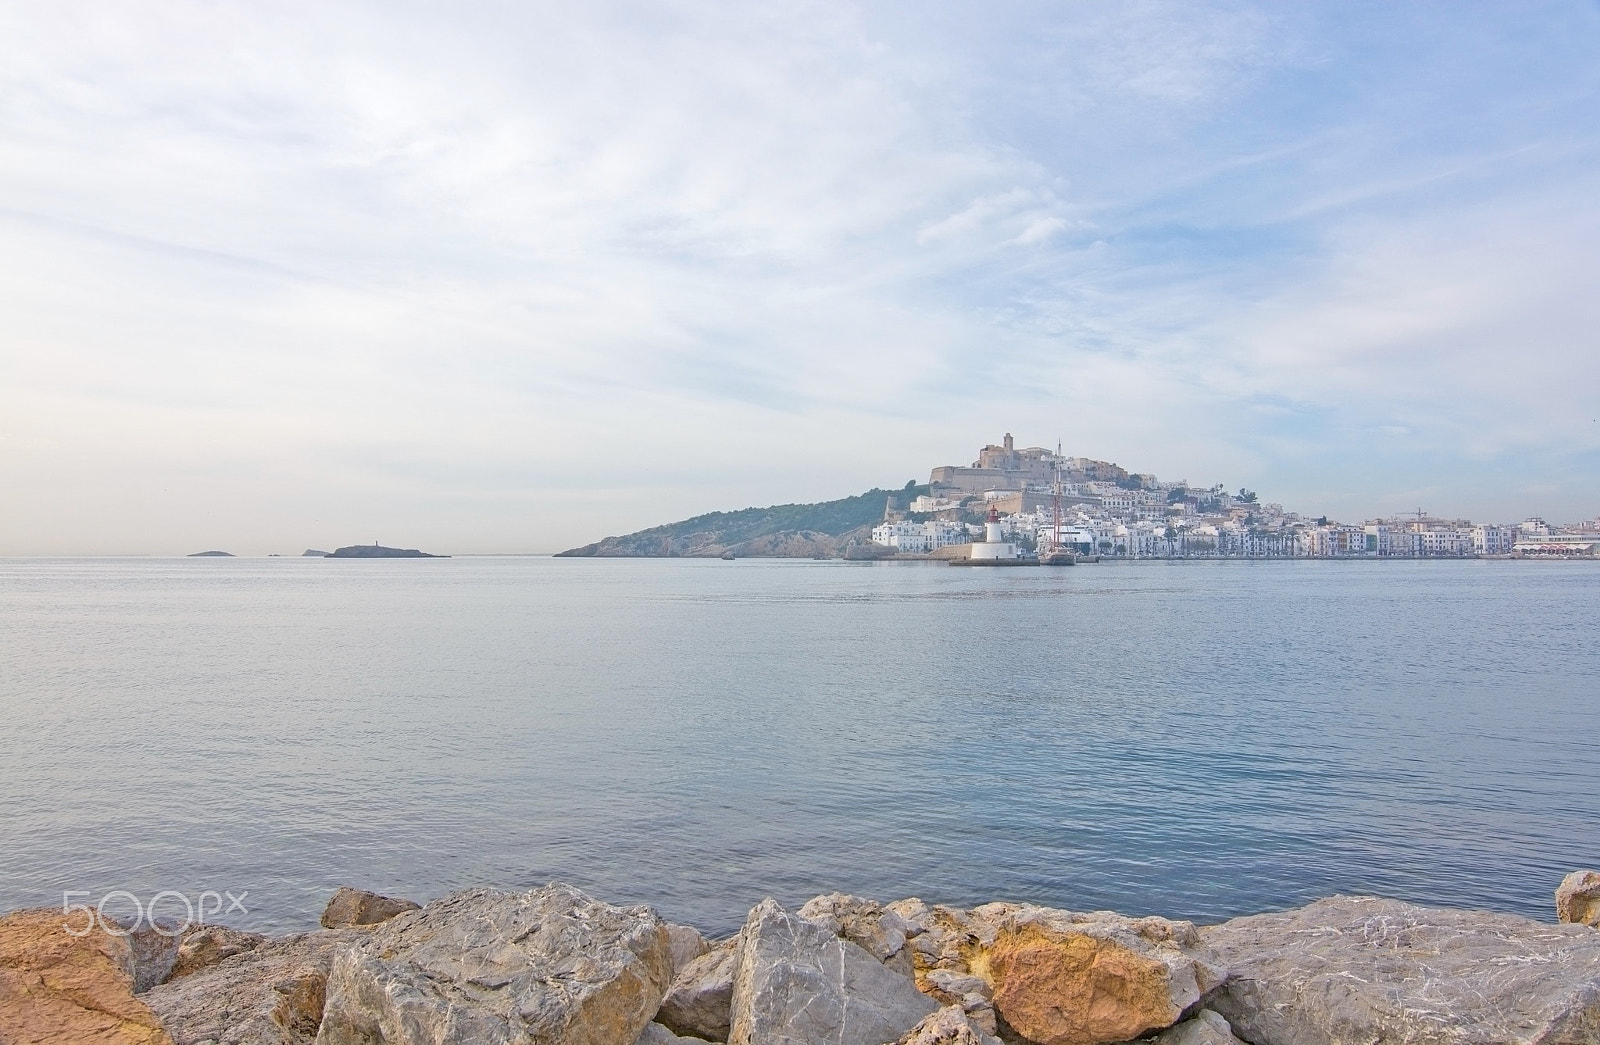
[4,873,1599,1045]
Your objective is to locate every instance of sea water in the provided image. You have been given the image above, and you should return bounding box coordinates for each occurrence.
[1,556,1594,934]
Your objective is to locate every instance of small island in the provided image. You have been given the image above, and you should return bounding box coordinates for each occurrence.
[325,544,448,558]
[186,550,234,557]
[302,549,331,557]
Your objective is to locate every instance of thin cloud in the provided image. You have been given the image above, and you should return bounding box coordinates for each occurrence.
[1,1,1598,552]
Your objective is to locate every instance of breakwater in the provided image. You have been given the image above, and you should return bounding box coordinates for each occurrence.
[5,874,1600,1044]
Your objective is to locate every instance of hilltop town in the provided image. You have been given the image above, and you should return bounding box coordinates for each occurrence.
[559,434,1600,560]
[873,434,1600,559]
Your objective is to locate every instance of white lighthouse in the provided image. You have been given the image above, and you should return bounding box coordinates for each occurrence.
[969,506,1020,561]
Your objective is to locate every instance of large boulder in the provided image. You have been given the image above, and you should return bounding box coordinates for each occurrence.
[318,886,421,929]
[657,942,738,1041]
[143,929,360,1045]
[314,883,673,1045]
[728,898,939,1045]
[1556,870,1600,928]
[0,907,176,1044]
[1202,895,1600,1045]
[979,908,1223,1045]
[167,924,268,981]
[887,900,1222,1045]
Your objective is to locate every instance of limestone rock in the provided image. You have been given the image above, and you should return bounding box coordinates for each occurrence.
[658,942,738,1042]
[896,1004,1004,1045]
[315,883,672,1045]
[143,929,359,1045]
[317,886,420,929]
[728,897,938,1045]
[167,925,268,981]
[1202,895,1600,1045]
[1556,870,1600,928]
[634,1021,712,1045]
[666,922,712,974]
[1147,1010,1247,1045]
[799,892,915,974]
[0,907,174,1044]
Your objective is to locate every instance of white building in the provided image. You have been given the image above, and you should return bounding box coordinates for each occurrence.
[1418,529,1473,556]
[1472,525,1515,555]
[870,519,967,553]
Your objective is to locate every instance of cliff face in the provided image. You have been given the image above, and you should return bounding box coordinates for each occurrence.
[557,486,927,558]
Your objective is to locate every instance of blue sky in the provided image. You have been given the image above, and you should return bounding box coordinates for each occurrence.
[2,1,1597,552]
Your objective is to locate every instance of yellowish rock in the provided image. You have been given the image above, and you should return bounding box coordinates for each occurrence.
[890,901,1222,1045]
[0,908,174,1045]
[1556,870,1600,927]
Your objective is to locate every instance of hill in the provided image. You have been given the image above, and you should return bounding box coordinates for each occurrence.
[556,483,928,558]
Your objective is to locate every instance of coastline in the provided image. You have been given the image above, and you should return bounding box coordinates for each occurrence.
[6,874,1599,1045]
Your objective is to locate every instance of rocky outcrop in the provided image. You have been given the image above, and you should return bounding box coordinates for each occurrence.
[318,886,420,929]
[143,930,358,1045]
[729,898,938,1045]
[0,908,175,1045]
[325,544,446,558]
[1556,869,1600,928]
[1202,895,1600,1045]
[1148,1010,1247,1045]
[315,883,672,1045]
[657,941,738,1041]
[167,924,268,981]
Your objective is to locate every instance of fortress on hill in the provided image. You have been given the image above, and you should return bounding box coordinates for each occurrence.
[929,433,1129,496]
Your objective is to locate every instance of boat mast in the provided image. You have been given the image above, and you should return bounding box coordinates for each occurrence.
[1052,440,1064,553]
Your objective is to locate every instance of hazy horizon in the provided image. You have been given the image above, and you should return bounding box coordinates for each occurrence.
[4,2,1598,555]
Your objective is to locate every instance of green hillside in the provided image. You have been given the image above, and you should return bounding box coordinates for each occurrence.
[557,482,931,557]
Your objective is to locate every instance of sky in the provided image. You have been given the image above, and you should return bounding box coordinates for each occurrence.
[2,1,1598,554]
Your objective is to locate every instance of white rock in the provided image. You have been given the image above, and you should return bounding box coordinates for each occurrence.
[315,883,672,1045]
[729,898,938,1045]
[1203,895,1600,1045]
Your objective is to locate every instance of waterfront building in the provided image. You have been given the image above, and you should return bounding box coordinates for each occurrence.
[1512,533,1600,557]
[871,519,968,553]
[1472,525,1515,555]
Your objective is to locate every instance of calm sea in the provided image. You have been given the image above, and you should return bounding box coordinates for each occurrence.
[1,556,1595,935]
